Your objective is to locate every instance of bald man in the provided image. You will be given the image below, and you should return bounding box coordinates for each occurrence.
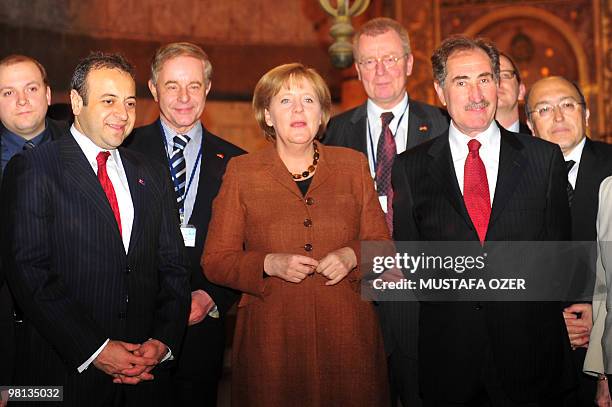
[527,76,612,406]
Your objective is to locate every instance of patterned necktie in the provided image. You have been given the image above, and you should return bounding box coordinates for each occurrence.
[376,111,396,234]
[566,160,576,207]
[23,140,36,150]
[170,134,191,210]
[96,151,122,235]
[464,139,490,244]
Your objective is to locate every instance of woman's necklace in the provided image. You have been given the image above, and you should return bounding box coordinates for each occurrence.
[291,143,320,180]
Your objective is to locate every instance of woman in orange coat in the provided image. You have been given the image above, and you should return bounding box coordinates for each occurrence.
[203,63,390,406]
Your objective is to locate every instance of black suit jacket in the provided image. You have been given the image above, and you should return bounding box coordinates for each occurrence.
[323,99,449,154]
[572,138,612,241]
[1,134,190,392]
[123,120,245,316]
[0,118,67,386]
[518,121,532,136]
[391,126,576,402]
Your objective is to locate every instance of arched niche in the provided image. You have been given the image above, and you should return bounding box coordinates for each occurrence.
[463,6,589,92]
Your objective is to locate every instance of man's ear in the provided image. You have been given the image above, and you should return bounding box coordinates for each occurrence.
[518,83,526,101]
[148,80,158,102]
[433,81,446,106]
[70,89,83,116]
[205,80,212,96]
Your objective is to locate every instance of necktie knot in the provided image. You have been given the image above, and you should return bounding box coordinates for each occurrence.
[173,135,190,150]
[97,151,111,166]
[565,160,576,174]
[380,112,394,128]
[467,139,481,154]
[23,140,36,150]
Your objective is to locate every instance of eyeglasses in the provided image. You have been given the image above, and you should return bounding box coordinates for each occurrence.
[500,70,516,80]
[528,99,585,119]
[357,54,407,71]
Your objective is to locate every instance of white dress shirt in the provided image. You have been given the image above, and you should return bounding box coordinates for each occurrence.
[71,125,135,373]
[366,93,410,178]
[507,120,520,133]
[449,120,501,204]
[564,137,586,189]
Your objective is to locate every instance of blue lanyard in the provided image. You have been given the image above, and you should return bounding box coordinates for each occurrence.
[159,122,203,212]
[367,100,409,171]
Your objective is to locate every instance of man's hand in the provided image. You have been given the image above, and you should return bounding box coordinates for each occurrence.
[596,377,611,407]
[113,339,169,384]
[93,340,158,383]
[563,303,593,349]
[188,290,214,326]
[316,247,357,286]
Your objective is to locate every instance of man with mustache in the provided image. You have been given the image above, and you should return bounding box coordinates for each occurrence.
[1,52,190,406]
[392,36,576,405]
[526,76,612,406]
[495,52,530,135]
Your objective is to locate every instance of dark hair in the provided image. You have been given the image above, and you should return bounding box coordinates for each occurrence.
[71,52,135,105]
[499,52,521,83]
[0,54,48,86]
[431,35,499,87]
[524,76,587,119]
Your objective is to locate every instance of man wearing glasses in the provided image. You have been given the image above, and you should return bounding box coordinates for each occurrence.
[495,52,530,135]
[527,76,612,406]
[324,16,448,407]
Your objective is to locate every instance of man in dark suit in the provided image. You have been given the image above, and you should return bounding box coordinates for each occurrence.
[1,52,190,406]
[392,36,576,405]
[496,52,531,135]
[0,55,66,394]
[323,18,448,406]
[526,75,612,406]
[123,42,244,407]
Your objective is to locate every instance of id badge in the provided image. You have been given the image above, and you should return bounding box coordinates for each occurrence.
[378,195,388,213]
[180,224,197,247]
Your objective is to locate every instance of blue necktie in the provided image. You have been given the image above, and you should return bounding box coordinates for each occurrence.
[170,134,190,210]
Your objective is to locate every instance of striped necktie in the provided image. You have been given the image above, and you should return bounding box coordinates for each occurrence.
[376,111,396,234]
[170,134,191,210]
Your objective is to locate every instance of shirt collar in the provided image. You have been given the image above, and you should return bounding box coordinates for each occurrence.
[2,120,49,148]
[449,120,500,162]
[367,93,409,123]
[70,124,120,167]
[564,136,586,165]
[507,120,520,133]
[160,118,202,147]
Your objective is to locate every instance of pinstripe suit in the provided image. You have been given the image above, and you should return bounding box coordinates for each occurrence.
[390,126,577,403]
[1,133,190,406]
[0,119,67,387]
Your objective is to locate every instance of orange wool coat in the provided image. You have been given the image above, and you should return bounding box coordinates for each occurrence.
[203,144,390,407]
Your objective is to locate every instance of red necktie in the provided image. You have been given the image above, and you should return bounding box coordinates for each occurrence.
[96,151,122,235]
[463,139,490,244]
[376,111,396,234]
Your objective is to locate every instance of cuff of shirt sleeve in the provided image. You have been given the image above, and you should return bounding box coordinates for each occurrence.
[78,338,110,373]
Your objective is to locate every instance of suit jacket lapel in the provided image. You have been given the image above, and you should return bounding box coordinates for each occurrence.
[190,128,226,223]
[427,133,472,227]
[407,101,434,149]
[121,149,146,253]
[348,104,368,155]
[60,135,122,239]
[262,145,309,199]
[489,128,526,225]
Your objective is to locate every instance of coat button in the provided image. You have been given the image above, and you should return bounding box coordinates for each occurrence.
[303,219,312,227]
[304,243,313,252]
[305,197,315,205]
[475,303,482,310]
[118,312,126,319]
[125,266,131,274]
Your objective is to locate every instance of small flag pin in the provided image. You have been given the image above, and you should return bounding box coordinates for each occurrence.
[419,125,429,132]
